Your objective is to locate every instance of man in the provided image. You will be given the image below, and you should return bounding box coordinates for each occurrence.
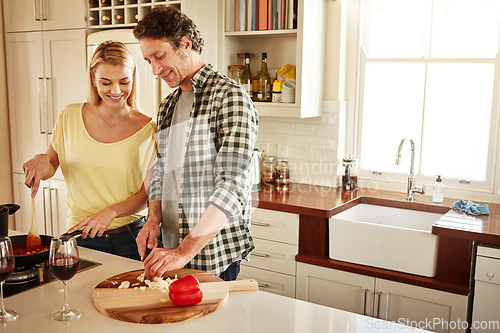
[133,6,258,281]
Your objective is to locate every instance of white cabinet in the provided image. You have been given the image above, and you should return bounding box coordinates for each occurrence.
[3,0,86,32]
[296,263,468,333]
[239,208,299,298]
[12,174,68,237]
[471,245,500,333]
[221,0,325,118]
[6,29,87,174]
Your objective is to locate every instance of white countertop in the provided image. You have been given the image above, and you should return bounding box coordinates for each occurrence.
[2,240,431,332]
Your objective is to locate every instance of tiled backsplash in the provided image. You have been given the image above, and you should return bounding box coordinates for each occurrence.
[256,101,346,187]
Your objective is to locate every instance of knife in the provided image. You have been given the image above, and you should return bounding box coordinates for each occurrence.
[60,229,83,241]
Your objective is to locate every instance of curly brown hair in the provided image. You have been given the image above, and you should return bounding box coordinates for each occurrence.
[133,6,204,54]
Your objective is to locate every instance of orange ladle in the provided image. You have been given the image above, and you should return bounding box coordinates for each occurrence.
[26,196,42,248]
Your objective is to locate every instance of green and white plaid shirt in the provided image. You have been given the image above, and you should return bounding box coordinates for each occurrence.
[149,64,258,275]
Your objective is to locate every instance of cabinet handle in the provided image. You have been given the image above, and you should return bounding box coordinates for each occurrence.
[362,289,369,315]
[487,271,495,280]
[46,77,53,134]
[253,221,270,227]
[50,187,58,236]
[375,291,383,319]
[258,283,270,288]
[41,0,47,21]
[252,252,270,258]
[34,0,41,21]
[38,77,46,134]
[42,187,51,235]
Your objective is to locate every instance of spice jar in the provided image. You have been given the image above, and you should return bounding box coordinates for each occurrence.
[228,65,244,84]
[275,159,290,186]
[261,156,277,184]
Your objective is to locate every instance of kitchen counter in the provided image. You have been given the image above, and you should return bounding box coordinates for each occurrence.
[253,183,499,295]
[253,183,500,245]
[3,245,430,333]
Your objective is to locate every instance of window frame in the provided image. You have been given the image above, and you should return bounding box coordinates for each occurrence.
[344,0,500,202]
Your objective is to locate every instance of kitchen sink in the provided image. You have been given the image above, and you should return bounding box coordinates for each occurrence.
[329,198,448,277]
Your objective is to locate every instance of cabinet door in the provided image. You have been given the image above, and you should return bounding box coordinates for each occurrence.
[46,179,68,236]
[6,32,46,173]
[471,281,500,333]
[376,279,468,333]
[296,263,375,316]
[3,0,43,32]
[41,0,86,31]
[44,29,87,180]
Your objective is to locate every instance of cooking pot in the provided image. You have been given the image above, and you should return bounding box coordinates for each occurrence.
[11,234,53,267]
[0,204,20,237]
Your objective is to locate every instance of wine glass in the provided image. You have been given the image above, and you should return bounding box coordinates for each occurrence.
[49,236,81,321]
[0,236,18,322]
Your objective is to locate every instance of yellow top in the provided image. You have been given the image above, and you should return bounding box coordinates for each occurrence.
[51,103,157,229]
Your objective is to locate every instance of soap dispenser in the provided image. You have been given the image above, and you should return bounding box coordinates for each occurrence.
[432,175,444,203]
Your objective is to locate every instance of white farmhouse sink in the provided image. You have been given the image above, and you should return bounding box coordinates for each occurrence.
[329,203,445,277]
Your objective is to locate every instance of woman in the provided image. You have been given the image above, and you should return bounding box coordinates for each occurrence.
[23,41,157,260]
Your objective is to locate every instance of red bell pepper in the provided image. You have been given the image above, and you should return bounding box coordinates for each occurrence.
[169,274,203,306]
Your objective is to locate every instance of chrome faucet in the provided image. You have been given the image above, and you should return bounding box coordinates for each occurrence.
[395,138,425,202]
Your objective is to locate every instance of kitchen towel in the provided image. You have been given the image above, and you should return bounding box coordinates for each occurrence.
[452,200,489,215]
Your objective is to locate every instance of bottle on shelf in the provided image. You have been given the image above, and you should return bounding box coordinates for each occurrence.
[257,52,272,102]
[242,53,254,100]
[101,0,111,5]
[101,15,111,22]
[432,175,444,203]
[115,14,124,22]
[89,0,98,7]
[88,15,98,23]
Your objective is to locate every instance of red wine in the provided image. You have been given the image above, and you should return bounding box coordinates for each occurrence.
[50,257,79,281]
[0,265,14,282]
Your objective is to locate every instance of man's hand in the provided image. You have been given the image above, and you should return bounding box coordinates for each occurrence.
[136,220,161,260]
[143,246,190,279]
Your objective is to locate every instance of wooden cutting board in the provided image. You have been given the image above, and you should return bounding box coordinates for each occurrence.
[92,268,258,324]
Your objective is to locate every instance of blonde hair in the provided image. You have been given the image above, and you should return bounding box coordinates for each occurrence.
[87,40,138,109]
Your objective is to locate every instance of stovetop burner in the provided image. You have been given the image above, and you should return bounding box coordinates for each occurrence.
[4,258,100,298]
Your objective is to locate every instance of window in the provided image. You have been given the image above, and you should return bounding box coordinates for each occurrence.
[354,0,500,192]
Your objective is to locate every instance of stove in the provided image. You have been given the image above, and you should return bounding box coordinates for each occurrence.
[5,258,101,298]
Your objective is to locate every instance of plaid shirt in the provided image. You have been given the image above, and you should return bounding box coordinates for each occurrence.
[149,64,258,275]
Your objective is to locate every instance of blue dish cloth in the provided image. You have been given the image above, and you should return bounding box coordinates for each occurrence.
[452,200,489,215]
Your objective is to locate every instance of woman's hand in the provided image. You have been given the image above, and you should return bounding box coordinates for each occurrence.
[67,208,116,239]
[23,154,54,197]
[23,145,59,198]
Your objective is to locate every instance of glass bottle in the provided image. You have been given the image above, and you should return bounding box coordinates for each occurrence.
[261,156,277,184]
[257,52,271,102]
[432,175,444,203]
[242,53,254,100]
[228,65,244,84]
[275,159,290,187]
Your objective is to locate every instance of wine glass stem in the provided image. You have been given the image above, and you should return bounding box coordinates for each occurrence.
[63,281,69,313]
[0,281,5,314]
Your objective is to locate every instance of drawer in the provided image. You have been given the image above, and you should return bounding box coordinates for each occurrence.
[475,256,500,285]
[251,208,299,244]
[242,238,297,275]
[239,265,296,298]
[477,245,500,260]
